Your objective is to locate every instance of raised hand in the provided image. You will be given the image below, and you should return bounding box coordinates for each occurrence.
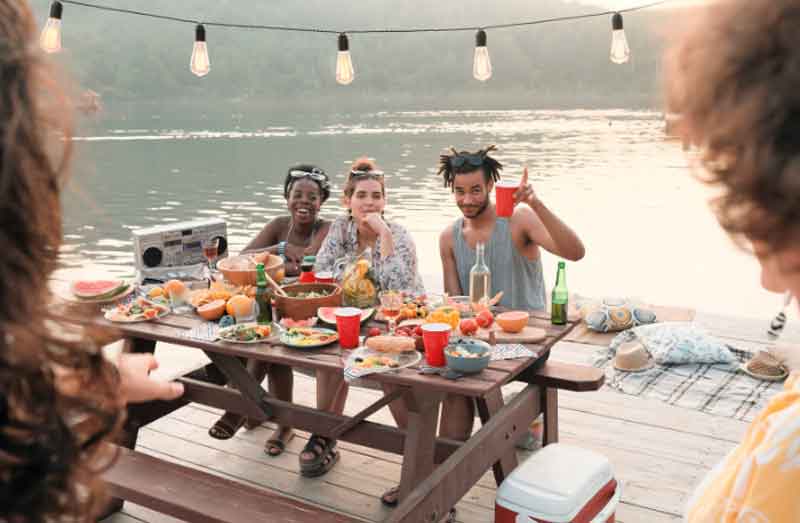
[513,167,538,207]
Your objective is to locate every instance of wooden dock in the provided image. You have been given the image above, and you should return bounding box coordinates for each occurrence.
[102,310,797,523]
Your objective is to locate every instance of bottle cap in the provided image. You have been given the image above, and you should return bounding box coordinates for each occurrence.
[558,261,566,268]
[302,255,316,263]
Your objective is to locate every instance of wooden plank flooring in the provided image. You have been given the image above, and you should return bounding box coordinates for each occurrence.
[100,309,789,523]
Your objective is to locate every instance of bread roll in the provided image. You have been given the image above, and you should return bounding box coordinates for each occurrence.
[365,335,416,353]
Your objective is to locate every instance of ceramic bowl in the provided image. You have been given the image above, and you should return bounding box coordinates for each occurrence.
[445,337,491,374]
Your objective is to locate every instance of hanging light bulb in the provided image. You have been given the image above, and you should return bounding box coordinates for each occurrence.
[40,1,63,54]
[610,13,630,64]
[336,33,354,85]
[473,29,492,81]
[190,24,210,77]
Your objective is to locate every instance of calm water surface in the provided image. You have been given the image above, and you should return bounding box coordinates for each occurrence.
[59,109,782,320]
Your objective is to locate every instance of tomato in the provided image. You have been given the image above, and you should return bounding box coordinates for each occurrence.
[414,325,424,337]
[367,327,382,338]
[143,308,158,319]
[476,310,494,329]
[459,318,479,336]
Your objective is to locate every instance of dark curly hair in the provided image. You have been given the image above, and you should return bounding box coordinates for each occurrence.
[666,0,800,253]
[282,164,330,203]
[437,145,503,189]
[0,2,123,522]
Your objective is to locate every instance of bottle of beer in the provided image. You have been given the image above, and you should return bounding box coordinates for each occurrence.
[469,242,491,305]
[255,263,273,325]
[551,261,568,325]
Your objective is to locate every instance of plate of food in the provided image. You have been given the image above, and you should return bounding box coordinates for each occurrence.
[104,297,169,323]
[280,327,339,348]
[218,323,273,344]
[345,347,422,372]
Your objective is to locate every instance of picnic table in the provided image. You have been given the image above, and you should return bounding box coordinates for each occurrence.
[93,307,603,523]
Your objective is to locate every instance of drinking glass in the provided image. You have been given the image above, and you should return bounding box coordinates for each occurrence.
[202,237,220,285]
[379,290,403,334]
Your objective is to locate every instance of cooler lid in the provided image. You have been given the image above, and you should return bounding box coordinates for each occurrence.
[496,444,613,522]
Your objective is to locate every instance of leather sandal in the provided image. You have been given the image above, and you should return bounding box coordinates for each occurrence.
[264,429,295,457]
[299,435,338,477]
[208,413,246,440]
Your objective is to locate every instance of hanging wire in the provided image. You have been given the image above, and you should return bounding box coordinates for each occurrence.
[57,0,675,35]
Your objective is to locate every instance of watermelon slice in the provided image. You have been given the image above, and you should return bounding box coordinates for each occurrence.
[317,307,374,324]
[71,280,128,300]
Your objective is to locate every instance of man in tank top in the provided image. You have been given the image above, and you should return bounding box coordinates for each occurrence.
[437,145,585,440]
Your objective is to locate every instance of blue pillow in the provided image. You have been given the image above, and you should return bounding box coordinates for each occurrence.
[610,322,735,365]
[578,297,657,333]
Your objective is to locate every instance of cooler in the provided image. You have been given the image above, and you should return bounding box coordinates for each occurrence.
[495,444,620,523]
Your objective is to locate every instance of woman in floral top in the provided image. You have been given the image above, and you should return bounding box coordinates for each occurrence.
[315,160,425,294]
[299,158,425,479]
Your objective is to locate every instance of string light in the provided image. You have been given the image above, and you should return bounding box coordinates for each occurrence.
[41,0,673,79]
[336,33,354,85]
[610,13,630,64]
[40,1,63,54]
[190,24,210,77]
[473,30,492,82]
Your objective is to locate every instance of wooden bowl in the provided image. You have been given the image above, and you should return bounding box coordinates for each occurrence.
[217,254,284,287]
[274,283,343,321]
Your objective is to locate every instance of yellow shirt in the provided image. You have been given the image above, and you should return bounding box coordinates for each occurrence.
[686,372,800,522]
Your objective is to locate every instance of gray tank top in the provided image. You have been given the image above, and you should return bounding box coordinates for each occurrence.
[453,217,547,311]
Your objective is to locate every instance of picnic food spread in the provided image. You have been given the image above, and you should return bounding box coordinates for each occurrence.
[105,297,168,322]
[353,355,401,369]
[218,323,272,342]
[280,327,339,347]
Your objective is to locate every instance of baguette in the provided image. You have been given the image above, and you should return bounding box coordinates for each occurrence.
[365,335,416,353]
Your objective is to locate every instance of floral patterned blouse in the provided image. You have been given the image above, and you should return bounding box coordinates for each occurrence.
[314,215,425,295]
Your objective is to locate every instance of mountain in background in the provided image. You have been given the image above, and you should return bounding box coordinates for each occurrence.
[34,0,695,111]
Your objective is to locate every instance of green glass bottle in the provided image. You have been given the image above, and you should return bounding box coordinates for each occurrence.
[255,263,273,325]
[551,261,568,325]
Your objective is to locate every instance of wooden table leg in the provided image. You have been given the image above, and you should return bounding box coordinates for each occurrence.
[542,387,559,445]
[476,388,519,485]
[398,389,444,501]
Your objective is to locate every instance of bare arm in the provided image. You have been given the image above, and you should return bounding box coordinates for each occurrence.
[240,216,287,254]
[513,168,585,261]
[439,225,463,296]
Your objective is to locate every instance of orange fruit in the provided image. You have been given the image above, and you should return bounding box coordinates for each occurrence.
[164,279,186,297]
[226,295,254,317]
[197,299,226,321]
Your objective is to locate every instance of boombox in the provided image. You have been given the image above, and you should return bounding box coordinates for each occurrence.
[132,218,228,270]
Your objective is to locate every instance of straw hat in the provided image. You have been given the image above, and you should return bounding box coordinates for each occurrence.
[613,339,655,372]
[741,350,789,382]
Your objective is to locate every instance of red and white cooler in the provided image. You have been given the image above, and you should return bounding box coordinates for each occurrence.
[495,444,620,523]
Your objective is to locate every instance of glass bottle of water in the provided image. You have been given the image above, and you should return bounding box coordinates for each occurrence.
[469,242,491,305]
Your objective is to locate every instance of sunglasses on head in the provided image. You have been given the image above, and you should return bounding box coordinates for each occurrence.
[289,168,329,183]
[449,153,485,169]
[349,169,385,179]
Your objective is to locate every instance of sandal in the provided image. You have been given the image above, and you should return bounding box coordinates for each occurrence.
[264,428,295,457]
[208,413,246,440]
[299,435,338,477]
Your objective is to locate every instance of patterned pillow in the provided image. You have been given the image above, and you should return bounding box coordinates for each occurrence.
[577,297,657,333]
[609,322,735,365]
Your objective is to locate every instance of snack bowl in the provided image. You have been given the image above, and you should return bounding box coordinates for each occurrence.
[445,337,491,374]
[496,310,530,333]
[274,283,342,321]
[217,254,284,286]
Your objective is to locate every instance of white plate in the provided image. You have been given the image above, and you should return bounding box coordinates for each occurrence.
[344,347,422,373]
[218,322,275,344]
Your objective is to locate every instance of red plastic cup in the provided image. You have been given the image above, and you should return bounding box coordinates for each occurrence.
[315,271,335,284]
[421,323,451,367]
[495,180,519,218]
[335,307,362,349]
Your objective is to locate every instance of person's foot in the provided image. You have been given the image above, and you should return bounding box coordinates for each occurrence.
[264,426,295,457]
[208,412,246,440]
[299,435,339,477]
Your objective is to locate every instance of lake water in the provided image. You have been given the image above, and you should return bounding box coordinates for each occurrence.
[59,108,785,320]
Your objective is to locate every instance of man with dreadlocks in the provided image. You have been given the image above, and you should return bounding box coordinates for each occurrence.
[437,145,584,310]
[379,146,585,511]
